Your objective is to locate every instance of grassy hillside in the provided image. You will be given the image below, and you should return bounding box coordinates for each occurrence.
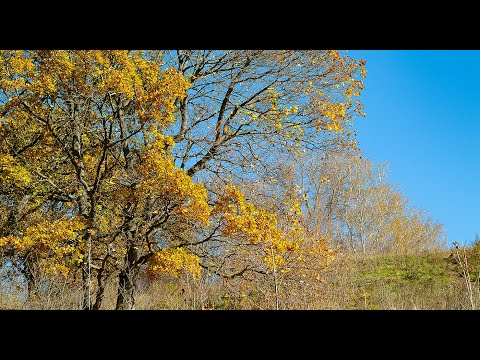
[320,247,480,310]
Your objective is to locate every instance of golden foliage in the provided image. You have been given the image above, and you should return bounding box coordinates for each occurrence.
[0,154,31,187]
[213,184,280,244]
[147,247,202,280]
[138,134,210,225]
[0,218,85,275]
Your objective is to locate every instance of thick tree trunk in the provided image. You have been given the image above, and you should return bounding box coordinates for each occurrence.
[115,243,138,310]
[92,263,110,310]
[116,270,136,310]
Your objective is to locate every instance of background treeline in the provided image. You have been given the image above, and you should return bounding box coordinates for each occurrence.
[0,50,456,310]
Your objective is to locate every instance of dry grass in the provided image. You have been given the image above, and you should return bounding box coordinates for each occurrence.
[2,248,479,310]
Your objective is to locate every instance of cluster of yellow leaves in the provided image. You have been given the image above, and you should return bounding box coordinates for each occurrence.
[0,50,188,128]
[261,88,304,141]
[314,100,348,133]
[0,51,34,93]
[0,218,85,275]
[92,51,189,125]
[0,111,58,177]
[0,154,31,187]
[147,247,202,280]
[212,184,333,280]
[138,134,210,225]
[343,79,365,99]
[298,51,367,140]
[213,185,280,244]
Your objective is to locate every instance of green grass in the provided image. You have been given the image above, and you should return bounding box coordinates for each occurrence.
[361,253,454,285]
[328,248,480,310]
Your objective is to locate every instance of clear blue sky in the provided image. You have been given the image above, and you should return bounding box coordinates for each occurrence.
[348,50,480,247]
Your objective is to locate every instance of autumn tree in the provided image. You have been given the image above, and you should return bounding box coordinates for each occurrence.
[0,50,211,309]
[184,181,333,309]
[0,50,367,309]
[158,50,366,293]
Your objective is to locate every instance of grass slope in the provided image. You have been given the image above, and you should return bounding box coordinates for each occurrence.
[328,247,480,310]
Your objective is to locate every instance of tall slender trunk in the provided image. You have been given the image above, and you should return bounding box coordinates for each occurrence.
[270,245,280,310]
[69,98,96,310]
[82,266,90,310]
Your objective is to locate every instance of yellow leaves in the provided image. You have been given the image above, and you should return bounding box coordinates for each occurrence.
[7,53,35,73]
[263,253,286,268]
[213,185,280,244]
[310,99,349,135]
[325,122,341,132]
[138,134,210,225]
[0,52,34,93]
[328,50,340,60]
[282,105,299,117]
[275,240,299,253]
[0,218,85,260]
[46,263,70,277]
[211,184,333,280]
[212,184,246,215]
[133,66,189,126]
[83,154,96,173]
[148,247,201,280]
[94,213,111,233]
[23,218,84,249]
[0,234,31,251]
[318,101,346,122]
[33,73,57,95]
[360,66,367,79]
[0,77,26,91]
[0,50,189,130]
[0,154,31,187]
[289,199,303,216]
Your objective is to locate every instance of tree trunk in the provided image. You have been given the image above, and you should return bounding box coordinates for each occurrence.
[82,263,91,310]
[115,243,138,310]
[81,232,93,310]
[25,267,39,304]
[92,261,111,310]
[116,270,136,310]
[92,279,106,310]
